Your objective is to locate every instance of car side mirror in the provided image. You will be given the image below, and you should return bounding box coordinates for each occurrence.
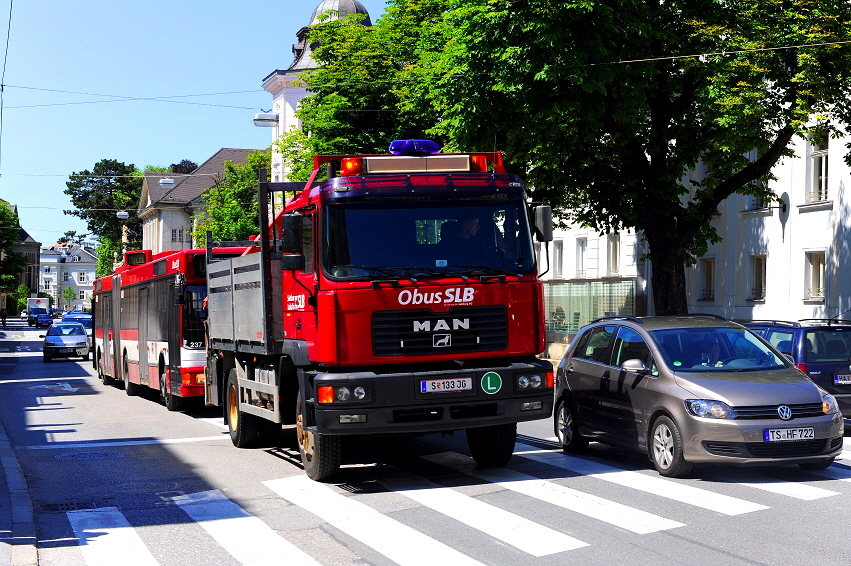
[621,359,648,373]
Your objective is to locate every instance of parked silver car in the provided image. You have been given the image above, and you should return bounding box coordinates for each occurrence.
[555,315,843,477]
[40,322,90,363]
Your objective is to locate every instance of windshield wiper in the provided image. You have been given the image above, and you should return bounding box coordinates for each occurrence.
[452,265,522,279]
[384,266,472,282]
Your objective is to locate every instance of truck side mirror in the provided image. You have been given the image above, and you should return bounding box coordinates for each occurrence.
[534,205,553,242]
[279,215,303,254]
[281,254,305,271]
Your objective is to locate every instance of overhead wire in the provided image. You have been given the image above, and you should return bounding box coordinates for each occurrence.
[0,0,12,177]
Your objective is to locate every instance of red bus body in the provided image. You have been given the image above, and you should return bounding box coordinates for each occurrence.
[93,248,243,400]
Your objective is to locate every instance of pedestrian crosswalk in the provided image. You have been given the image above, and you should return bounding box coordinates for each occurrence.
[57,441,851,566]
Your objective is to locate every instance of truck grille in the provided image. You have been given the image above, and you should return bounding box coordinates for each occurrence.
[373,306,508,357]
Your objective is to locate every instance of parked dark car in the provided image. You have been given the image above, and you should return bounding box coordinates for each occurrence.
[555,315,842,477]
[34,313,53,328]
[744,319,851,430]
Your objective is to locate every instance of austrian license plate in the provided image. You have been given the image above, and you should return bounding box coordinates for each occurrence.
[763,427,815,442]
[835,374,851,385]
[420,378,472,393]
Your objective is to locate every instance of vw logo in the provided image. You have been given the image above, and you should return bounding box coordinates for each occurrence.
[777,405,793,420]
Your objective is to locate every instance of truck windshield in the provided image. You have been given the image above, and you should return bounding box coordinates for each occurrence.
[323,198,536,279]
[182,285,207,348]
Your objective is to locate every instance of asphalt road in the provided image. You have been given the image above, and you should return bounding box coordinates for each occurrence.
[2,320,851,565]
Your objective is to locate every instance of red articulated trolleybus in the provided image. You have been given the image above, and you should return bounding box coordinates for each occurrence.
[93,247,244,410]
[204,139,556,481]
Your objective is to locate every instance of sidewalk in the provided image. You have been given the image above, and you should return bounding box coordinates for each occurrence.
[0,320,38,566]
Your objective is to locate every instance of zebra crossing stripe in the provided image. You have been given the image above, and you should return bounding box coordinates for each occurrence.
[264,476,486,566]
[423,452,683,534]
[377,475,587,556]
[513,443,769,515]
[172,490,320,565]
[66,507,158,566]
[734,475,839,500]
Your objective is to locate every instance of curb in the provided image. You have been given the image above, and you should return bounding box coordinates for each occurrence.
[0,352,38,565]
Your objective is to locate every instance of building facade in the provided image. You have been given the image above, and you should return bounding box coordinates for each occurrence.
[39,243,97,311]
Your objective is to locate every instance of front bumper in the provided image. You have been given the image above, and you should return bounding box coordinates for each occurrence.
[308,359,553,435]
[43,345,89,359]
[678,411,843,465]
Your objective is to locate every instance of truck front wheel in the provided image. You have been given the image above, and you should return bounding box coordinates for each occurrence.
[466,423,517,467]
[296,395,342,482]
[226,369,261,447]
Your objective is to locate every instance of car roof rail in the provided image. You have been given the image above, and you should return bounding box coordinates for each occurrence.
[743,319,799,327]
[591,315,643,325]
[798,318,851,326]
[681,312,728,321]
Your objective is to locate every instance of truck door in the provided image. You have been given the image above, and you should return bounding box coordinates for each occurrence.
[284,212,316,341]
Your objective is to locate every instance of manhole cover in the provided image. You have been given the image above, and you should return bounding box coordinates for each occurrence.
[54,452,125,461]
[41,502,95,512]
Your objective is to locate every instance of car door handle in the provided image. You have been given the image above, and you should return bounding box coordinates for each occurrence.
[565,364,574,373]
[600,372,610,382]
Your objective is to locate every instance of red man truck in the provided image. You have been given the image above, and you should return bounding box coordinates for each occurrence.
[204,139,554,481]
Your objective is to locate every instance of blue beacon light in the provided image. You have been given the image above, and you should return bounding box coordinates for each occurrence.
[388,139,442,156]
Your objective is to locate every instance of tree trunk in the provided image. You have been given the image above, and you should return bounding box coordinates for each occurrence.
[648,241,689,315]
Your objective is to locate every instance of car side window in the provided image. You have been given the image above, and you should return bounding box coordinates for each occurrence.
[765,330,794,354]
[612,328,653,367]
[573,326,616,364]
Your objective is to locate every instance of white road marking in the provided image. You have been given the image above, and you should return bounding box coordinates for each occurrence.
[377,475,587,555]
[65,507,158,566]
[196,417,230,430]
[23,435,229,450]
[735,475,839,500]
[264,475,486,566]
[173,490,319,565]
[0,377,90,385]
[514,443,769,515]
[423,451,683,534]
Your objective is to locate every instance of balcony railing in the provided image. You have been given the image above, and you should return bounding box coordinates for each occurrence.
[808,287,825,299]
[809,188,828,202]
[701,289,715,300]
[750,287,766,300]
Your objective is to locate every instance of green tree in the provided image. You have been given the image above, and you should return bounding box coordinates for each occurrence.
[61,286,77,309]
[64,159,143,249]
[0,203,28,292]
[192,151,271,245]
[289,0,851,314]
[275,4,444,181]
[9,283,28,313]
[95,235,121,278]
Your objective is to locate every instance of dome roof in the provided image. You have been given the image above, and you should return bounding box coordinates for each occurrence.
[309,0,372,27]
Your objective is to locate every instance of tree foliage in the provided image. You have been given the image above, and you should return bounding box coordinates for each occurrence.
[95,235,121,279]
[170,159,198,174]
[9,284,28,312]
[286,0,851,314]
[61,285,77,308]
[65,159,143,249]
[0,203,28,292]
[192,151,271,245]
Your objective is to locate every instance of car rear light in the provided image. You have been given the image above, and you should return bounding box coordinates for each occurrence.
[795,363,808,375]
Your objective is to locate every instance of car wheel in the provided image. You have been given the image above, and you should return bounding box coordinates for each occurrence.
[650,416,693,478]
[799,458,834,470]
[554,398,588,452]
[466,423,517,467]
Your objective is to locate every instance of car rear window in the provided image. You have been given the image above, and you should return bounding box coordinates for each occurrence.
[804,328,851,363]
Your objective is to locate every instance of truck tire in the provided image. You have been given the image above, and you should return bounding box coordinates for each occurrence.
[161,370,184,412]
[296,395,342,482]
[124,354,142,396]
[466,423,517,467]
[226,369,261,447]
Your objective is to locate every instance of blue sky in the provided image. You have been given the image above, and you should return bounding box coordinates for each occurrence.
[0,0,386,244]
